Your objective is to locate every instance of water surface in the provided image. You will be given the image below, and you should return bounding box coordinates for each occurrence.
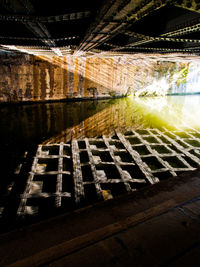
[1,95,200,205]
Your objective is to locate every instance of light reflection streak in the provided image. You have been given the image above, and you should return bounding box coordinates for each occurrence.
[135,78,169,96]
[133,95,200,131]
[43,95,200,144]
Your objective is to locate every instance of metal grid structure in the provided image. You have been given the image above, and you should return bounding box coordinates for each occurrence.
[17,127,200,217]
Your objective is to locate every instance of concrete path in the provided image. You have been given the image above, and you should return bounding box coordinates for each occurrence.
[1,169,200,266]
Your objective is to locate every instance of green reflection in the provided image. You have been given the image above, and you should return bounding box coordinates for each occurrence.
[1,95,200,206]
[45,95,200,143]
[131,95,200,131]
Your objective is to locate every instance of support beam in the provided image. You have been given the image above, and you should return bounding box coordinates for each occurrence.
[111,32,200,51]
[0,11,91,23]
[0,36,78,41]
[162,21,200,37]
[112,16,200,51]
[113,46,198,53]
[1,0,63,56]
[75,0,166,53]
[174,0,200,13]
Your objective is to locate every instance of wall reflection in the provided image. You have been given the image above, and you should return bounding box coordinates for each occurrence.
[43,95,200,144]
[43,98,146,144]
[1,95,200,224]
[1,95,200,167]
[133,95,200,131]
[0,99,113,194]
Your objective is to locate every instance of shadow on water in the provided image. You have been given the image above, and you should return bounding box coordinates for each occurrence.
[42,95,200,144]
[0,100,113,196]
[1,95,200,190]
[1,95,200,230]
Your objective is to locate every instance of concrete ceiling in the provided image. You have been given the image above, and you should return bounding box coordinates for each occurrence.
[1,0,200,57]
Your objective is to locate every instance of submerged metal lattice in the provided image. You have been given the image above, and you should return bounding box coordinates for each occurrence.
[17,128,200,217]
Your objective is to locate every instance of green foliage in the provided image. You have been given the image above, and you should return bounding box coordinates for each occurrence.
[138,90,158,97]
[109,91,116,97]
[176,66,189,86]
[125,87,132,96]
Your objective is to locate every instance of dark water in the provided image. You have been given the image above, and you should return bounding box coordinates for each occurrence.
[0,100,112,195]
[1,95,200,184]
[0,95,200,228]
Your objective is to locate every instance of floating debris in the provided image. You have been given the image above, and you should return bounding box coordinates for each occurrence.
[29,181,43,194]
[24,151,28,158]
[102,190,113,200]
[0,207,4,218]
[14,164,22,175]
[7,182,14,192]
[39,150,49,157]
[35,164,47,174]
[24,206,39,216]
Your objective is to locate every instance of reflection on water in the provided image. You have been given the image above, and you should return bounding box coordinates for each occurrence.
[44,95,200,144]
[0,96,200,159]
[1,95,200,227]
[0,100,112,194]
[1,95,200,174]
[130,95,200,131]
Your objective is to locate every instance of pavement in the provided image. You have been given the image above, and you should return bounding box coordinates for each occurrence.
[1,169,200,266]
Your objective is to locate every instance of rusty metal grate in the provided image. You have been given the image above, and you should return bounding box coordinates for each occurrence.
[16,127,200,217]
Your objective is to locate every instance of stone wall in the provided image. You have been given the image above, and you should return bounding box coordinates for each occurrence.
[0,52,189,103]
[0,54,129,102]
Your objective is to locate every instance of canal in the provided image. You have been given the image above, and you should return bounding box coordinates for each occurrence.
[0,94,200,229]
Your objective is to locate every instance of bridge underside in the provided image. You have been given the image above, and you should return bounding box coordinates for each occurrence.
[1,0,200,57]
[1,2,200,265]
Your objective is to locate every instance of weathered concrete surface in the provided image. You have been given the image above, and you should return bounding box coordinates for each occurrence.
[0,52,189,103]
[1,169,200,266]
[0,54,126,102]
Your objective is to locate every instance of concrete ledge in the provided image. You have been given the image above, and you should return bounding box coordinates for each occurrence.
[0,95,125,106]
[1,169,200,266]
